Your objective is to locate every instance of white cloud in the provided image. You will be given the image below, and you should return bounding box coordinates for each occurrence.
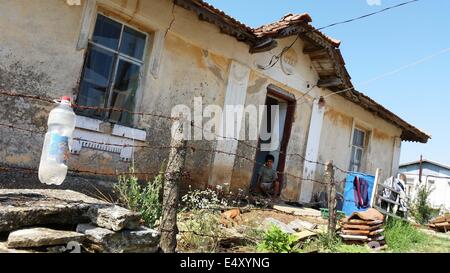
[367,0,382,6]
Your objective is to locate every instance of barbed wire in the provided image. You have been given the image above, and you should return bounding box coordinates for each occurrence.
[0,123,353,190]
[0,88,350,173]
[0,89,180,121]
[0,165,191,179]
[0,121,335,175]
[0,90,55,104]
[0,92,355,182]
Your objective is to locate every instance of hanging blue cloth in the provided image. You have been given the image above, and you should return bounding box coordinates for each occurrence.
[353,176,371,209]
[342,172,375,216]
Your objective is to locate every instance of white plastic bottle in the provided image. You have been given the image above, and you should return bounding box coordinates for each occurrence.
[38,96,76,185]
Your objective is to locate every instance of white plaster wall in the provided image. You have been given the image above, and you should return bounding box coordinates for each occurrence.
[317,90,403,193]
[0,0,85,97]
[403,173,450,212]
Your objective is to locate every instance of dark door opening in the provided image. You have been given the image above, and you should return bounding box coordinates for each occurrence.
[250,86,296,193]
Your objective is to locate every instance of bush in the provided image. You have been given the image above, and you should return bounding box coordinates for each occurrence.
[178,186,230,252]
[115,167,163,228]
[384,219,426,252]
[257,225,301,253]
[178,209,223,253]
[411,184,439,225]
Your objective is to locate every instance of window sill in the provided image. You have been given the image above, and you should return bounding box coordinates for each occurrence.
[71,115,147,161]
[75,115,146,141]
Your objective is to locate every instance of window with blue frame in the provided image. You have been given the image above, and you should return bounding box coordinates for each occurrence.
[76,14,147,126]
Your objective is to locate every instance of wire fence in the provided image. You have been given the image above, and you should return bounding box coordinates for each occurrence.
[0,120,348,187]
[0,87,358,229]
[0,87,356,238]
[0,89,354,175]
[0,88,363,243]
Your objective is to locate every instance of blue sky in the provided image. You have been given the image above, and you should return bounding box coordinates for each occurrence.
[205,0,450,166]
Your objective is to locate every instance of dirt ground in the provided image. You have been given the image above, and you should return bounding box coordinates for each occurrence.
[239,209,328,226]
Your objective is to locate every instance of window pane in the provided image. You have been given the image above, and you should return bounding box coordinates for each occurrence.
[349,147,356,170]
[77,46,115,117]
[77,82,108,118]
[353,129,365,147]
[351,146,356,162]
[82,46,115,87]
[92,14,122,50]
[355,148,363,163]
[120,26,146,60]
[349,146,362,172]
[109,60,141,124]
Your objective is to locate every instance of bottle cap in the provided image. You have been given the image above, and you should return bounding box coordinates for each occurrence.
[61,96,72,106]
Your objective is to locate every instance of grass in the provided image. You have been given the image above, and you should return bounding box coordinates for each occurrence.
[299,219,449,253]
[408,230,450,253]
[335,244,372,253]
[383,219,427,253]
[315,233,342,253]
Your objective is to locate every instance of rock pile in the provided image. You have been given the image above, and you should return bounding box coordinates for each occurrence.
[0,189,160,253]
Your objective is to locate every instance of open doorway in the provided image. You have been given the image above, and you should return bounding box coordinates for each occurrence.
[250,85,296,193]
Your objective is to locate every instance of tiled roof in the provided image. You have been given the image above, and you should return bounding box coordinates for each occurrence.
[254,13,313,37]
[253,13,341,47]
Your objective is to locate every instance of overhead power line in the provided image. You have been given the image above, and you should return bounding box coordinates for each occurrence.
[322,46,450,100]
[260,0,420,70]
[316,0,420,31]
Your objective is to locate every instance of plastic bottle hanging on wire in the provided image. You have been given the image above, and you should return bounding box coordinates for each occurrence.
[38,96,76,185]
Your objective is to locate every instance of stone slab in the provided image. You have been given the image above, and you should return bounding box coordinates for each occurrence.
[7,227,85,248]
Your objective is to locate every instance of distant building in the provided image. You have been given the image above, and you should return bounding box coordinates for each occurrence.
[399,159,450,211]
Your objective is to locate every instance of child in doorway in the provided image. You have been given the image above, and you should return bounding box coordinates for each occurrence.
[257,154,280,198]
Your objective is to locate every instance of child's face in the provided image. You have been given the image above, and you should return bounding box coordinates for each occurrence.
[266,160,274,168]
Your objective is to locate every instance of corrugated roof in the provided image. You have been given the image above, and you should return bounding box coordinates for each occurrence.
[400,159,450,171]
[174,0,430,143]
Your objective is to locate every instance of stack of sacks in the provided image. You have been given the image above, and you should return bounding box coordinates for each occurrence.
[339,208,385,246]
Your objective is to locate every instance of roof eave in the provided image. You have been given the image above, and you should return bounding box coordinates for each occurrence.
[174,0,257,46]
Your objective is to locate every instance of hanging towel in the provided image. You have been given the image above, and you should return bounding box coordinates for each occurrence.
[342,172,375,216]
[353,176,370,209]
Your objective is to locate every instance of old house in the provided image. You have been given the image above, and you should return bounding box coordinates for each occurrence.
[0,0,430,204]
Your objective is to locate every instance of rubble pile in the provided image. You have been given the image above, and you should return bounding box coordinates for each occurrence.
[428,214,450,233]
[0,189,159,253]
[339,208,386,247]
